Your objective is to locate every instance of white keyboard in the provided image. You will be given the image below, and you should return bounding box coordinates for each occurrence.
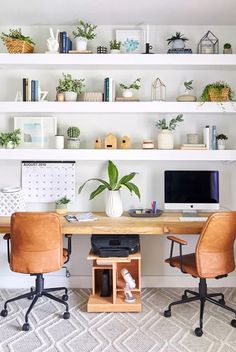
[179,217,208,222]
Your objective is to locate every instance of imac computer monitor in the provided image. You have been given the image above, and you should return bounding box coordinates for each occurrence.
[164,170,219,211]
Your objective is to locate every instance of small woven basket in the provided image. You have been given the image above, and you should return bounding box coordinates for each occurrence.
[3,38,34,53]
[209,87,229,102]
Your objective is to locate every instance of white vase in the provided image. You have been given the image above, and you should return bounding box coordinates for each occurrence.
[64,91,77,101]
[106,190,123,218]
[172,39,185,50]
[67,138,80,149]
[75,37,88,51]
[122,89,133,98]
[217,140,226,150]
[157,130,174,149]
[110,49,121,54]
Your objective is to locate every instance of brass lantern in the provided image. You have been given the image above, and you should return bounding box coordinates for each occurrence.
[151,78,166,101]
[198,30,219,54]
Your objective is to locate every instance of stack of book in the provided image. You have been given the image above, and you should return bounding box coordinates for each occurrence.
[23,78,40,102]
[59,32,72,53]
[180,144,207,150]
[104,77,116,102]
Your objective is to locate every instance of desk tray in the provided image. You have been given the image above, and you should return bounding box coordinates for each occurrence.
[128,209,163,218]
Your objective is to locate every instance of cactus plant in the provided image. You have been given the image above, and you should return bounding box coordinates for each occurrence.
[67,126,80,139]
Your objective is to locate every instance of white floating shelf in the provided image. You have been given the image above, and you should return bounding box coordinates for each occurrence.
[1,54,236,70]
[0,149,235,161]
[0,101,235,114]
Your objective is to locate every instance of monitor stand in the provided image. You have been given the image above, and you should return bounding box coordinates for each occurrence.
[182,210,199,217]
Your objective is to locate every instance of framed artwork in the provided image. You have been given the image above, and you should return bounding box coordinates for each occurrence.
[115,29,145,54]
[14,116,57,148]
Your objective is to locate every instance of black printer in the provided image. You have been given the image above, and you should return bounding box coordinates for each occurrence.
[91,234,140,257]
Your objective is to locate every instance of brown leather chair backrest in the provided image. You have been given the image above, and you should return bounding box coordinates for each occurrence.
[10,212,63,274]
[196,212,236,278]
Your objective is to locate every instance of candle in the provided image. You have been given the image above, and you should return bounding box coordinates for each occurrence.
[146,24,149,43]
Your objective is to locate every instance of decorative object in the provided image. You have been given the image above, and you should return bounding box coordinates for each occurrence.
[223,43,232,54]
[67,126,80,149]
[187,133,199,144]
[212,125,217,150]
[120,78,141,98]
[198,30,219,54]
[120,136,131,149]
[55,135,64,149]
[155,114,184,150]
[142,140,154,149]
[217,133,228,150]
[55,196,70,215]
[0,129,21,149]
[14,116,57,148]
[167,32,188,50]
[95,138,102,149]
[40,91,48,101]
[46,28,59,54]
[105,134,117,149]
[78,160,140,218]
[57,93,65,102]
[200,81,233,102]
[116,29,144,54]
[151,78,166,101]
[129,208,162,217]
[56,73,85,102]
[177,80,197,102]
[110,40,121,54]
[167,48,192,54]
[15,91,23,102]
[97,46,107,54]
[143,24,153,54]
[72,20,97,51]
[1,28,35,53]
[79,92,103,102]
[0,188,25,216]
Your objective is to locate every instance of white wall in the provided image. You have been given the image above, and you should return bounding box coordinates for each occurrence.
[0,24,236,288]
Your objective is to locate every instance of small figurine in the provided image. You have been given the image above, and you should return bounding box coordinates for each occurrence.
[105,134,117,149]
[46,28,60,54]
[120,136,131,149]
[94,138,102,149]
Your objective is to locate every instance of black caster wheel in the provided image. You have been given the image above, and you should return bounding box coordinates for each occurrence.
[182,295,187,300]
[219,298,225,305]
[62,294,68,301]
[164,310,171,318]
[195,327,203,337]
[63,311,70,319]
[1,309,8,317]
[231,319,236,328]
[27,295,34,300]
[22,323,30,331]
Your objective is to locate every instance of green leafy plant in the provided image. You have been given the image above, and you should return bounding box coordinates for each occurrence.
[167,32,188,45]
[119,78,141,90]
[0,129,21,148]
[67,126,80,139]
[1,28,35,45]
[78,160,140,200]
[56,73,85,94]
[224,43,231,49]
[200,81,233,102]
[216,133,228,140]
[72,20,97,40]
[155,114,184,131]
[184,80,193,92]
[110,40,121,50]
[56,196,71,205]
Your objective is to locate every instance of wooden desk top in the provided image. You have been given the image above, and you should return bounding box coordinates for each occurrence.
[0,212,209,235]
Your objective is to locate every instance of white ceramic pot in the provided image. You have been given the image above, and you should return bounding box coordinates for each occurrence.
[157,130,174,149]
[217,140,226,150]
[6,141,15,149]
[172,39,185,50]
[67,138,80,149]
[106,190,123,218]
[110,49,121,54]
[56,204,67,215]
[64,91,77,102]
[55,135,64,149]
[122,89,133,98]
[75,37,88,51]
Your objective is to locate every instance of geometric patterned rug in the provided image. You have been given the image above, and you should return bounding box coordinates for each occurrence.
[0,288,236,352]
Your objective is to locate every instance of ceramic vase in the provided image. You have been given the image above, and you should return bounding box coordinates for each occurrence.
[106,190,123,217]
[110,49,121,54]
[122,89,133,98]
[217,140,226,150]
[67,138,80,149]
[172,39,185,50]
[64,91,77,102]
[157,130,174,149]
[75,37,88,51]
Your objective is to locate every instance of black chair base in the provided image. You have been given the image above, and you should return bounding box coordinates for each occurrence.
[0,274,70,331]
[164,278,236,337]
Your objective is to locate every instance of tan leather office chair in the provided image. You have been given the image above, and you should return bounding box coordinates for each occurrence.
[164,212,236,337]
[0,212,72,331]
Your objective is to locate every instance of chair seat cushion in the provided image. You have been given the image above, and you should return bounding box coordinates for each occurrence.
[165,253,199,277]
[63,248,68,263]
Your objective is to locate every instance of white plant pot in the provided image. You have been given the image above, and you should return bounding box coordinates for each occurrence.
[217,140,226,150]
[75,37,88,51]
[64,91,77,102]
[110,49,121,54]
[172,39,185,50]
[67,138,80,149]
[122,89,133,98]
[106,190,123,218]
[157,130,174,150]
[6,141,15,149]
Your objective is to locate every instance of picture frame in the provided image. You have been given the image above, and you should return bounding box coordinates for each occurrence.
[14,116,57,148]
[115,29,145,54]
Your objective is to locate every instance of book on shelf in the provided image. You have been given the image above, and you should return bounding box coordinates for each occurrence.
[59,32,72,53]
[115,97,139,102]
[104,77,116,102]
[180,144,207,150]
[23,78,40,102]
[65,212,97,222]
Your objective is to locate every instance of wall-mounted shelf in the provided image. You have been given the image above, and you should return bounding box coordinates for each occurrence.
[0,149,235,161]
[0,101,235,114]
[1,53,236,70]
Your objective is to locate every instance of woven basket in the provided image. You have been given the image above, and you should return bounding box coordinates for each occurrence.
[209,87,229,102]
[3,38,34,53]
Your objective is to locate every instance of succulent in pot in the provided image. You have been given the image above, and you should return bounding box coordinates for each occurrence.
[155,114,184,150]
[67,126,80,149]
[72,20,97,51]
[56,73,85,102]
[216,133,228,150]
[119,78,141,98]
[55,196,70,214]
[200,81,233,102]
[167,32,188,50]
[110,40,121,54]
[1,28,35,53]
[223,43,232,54]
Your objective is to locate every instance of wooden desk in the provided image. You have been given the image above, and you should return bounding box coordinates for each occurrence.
[0,212,209,235]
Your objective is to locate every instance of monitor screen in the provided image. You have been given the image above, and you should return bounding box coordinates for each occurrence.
[164,170,219,210]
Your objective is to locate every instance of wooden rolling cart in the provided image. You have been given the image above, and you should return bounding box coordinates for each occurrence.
[87,251,141,312]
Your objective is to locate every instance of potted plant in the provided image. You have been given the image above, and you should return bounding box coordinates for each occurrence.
[1,28,35,53]
[167,32,188,50]
[155,114,184,149]
[200,81,233,102]
[216,134,228,150]
[78,160,140,218]
[56,73,85,101]
[110,40,121,54]
[72,20,97,51]
[177,80,197,102]
[0,129,21,149]
[67,126,80,149]
[223,43,232,54]
[55,196,70,214]
[119,78,141,98]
